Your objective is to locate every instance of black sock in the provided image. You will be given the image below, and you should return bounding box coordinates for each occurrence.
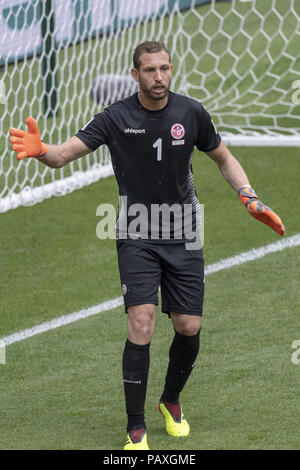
[160,328,201,404]
[122,339,150,432]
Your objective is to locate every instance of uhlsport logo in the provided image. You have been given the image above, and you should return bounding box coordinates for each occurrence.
[171,123,185,140]
[124,128,146,134]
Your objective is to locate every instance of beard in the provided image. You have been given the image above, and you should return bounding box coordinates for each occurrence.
[140,82,169,101]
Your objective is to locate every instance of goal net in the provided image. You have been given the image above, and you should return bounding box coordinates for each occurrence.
[1,0,300,212]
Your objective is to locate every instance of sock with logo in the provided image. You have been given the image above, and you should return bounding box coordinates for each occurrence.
[122,339,150,434]
[160,329,201,405]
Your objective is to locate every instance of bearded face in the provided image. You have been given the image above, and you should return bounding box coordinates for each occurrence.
[131,51,173,107]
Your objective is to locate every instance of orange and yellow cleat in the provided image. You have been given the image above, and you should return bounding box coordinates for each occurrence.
[158,401,190,437]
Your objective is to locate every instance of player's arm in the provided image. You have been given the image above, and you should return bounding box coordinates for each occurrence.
[206,140,249,190]
[42,137,92,168]
[9,116,92,168]
[206,140,285,236]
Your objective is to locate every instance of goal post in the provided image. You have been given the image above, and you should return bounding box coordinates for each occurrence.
[41,0,58,118]
[1,0,300,213]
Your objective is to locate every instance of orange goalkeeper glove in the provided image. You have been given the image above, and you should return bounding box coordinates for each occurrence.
[238,185,285,237]
[9,116,47,160]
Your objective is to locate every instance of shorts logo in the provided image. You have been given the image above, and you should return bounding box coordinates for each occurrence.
[171,123,185,140]
[122,284,127,295]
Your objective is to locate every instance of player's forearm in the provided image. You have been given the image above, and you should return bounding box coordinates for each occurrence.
[218,153,250,191]
[38,137,91,168]
[207,141,249,191]
[38,143,65,168]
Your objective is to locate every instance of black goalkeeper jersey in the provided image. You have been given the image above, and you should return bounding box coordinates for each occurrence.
[76,91,221,241]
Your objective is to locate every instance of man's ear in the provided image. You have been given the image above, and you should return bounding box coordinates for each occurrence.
[131,68,139,83]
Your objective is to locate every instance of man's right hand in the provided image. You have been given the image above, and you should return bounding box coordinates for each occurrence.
[10,116,47,160]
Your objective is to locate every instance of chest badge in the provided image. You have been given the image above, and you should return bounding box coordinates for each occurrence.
[171,123,185,145]
[171,123,185,139]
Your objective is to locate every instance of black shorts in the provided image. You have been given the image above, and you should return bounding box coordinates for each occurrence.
[116,240,205,316]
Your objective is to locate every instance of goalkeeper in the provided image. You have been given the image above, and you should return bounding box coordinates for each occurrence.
[9,41,284,451]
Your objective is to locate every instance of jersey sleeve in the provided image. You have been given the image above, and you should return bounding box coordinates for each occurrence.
[75,110,110,151]
[194,101,221,152]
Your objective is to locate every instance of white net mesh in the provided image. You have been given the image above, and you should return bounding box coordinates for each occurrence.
[172,0,300,145]
[1,0,300,212]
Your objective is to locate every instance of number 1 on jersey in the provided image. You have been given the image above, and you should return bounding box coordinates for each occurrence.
[153,138,162,161]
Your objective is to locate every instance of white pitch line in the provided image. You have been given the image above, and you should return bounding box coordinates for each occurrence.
[1,297,124,347]
[1,233,300,347]
[205,232,300,275]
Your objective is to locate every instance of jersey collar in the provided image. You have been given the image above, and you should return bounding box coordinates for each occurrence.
[134,91,173,115]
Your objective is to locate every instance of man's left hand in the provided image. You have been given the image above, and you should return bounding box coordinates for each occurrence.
[238,185,285,237]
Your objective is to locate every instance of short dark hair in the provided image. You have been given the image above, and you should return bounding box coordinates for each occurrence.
[133,41,171,69]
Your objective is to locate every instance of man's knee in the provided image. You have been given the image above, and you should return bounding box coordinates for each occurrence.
[170,312,201,336]
[127,304,156,345]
